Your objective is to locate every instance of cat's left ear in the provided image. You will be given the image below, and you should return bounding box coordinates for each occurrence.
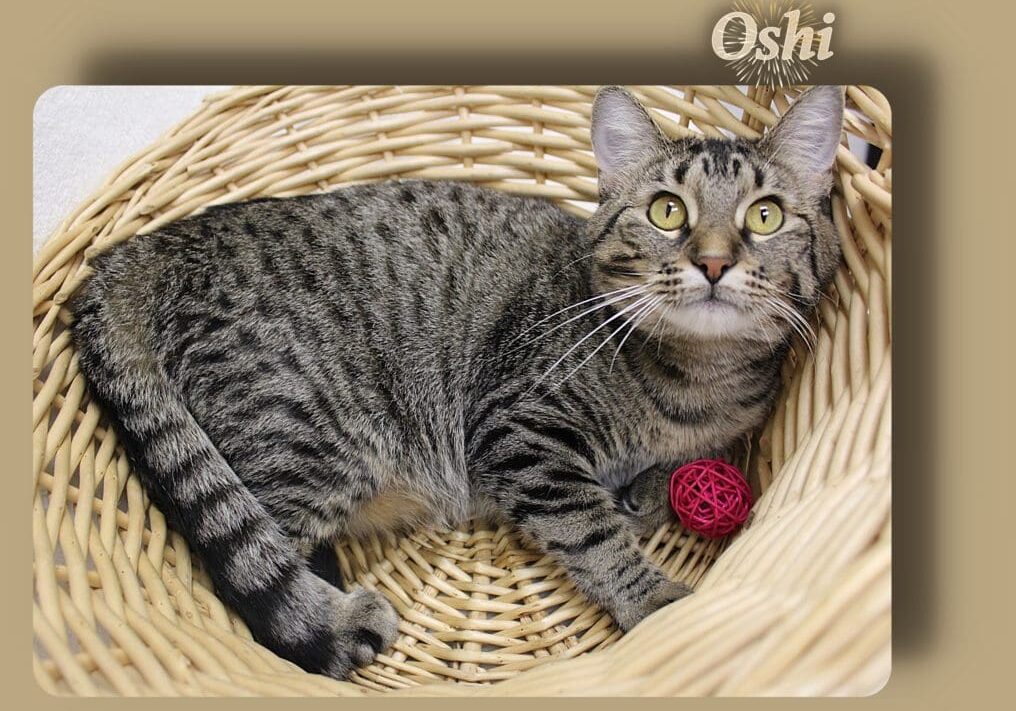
[760,85,845,180]
[591,86,669,196]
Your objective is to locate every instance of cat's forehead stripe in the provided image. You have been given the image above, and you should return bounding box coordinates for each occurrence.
[667,137,757,183]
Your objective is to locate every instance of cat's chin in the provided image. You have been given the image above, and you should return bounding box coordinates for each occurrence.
[660,300,757,339]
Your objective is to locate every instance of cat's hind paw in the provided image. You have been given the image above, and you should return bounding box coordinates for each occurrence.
[322,586,399,678]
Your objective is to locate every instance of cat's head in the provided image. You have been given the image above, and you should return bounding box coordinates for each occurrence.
[587,86,844,343]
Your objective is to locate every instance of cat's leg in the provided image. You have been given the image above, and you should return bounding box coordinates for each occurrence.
[469,419,691,632]
[216,439,400,678]
[126,446,394,679]
[170,480,397,679]
[614,462,682,537]
[277,555,397,678]
[192,498,397,679]
[77,381,394,677]
[233,497,397,678]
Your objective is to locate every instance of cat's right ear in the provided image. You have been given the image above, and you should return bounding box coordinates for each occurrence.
[591,86,668,196]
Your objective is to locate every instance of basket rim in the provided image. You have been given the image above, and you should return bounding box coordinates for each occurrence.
[31,84,892,697]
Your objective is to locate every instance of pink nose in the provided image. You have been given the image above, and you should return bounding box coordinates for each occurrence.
[693,256,734,284]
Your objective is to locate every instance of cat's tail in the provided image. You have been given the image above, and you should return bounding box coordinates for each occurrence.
[67,251,397,679]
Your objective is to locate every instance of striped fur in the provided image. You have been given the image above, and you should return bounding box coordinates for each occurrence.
[69,86,844,679]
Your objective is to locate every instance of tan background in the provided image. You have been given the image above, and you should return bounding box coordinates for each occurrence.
[8,0,1015,704]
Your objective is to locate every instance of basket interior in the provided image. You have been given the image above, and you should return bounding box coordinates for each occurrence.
[32,85,892,696]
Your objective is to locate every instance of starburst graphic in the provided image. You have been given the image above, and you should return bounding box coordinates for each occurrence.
[719,0,824,87]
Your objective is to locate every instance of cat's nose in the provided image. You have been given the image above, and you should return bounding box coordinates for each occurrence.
[692,255,734,284]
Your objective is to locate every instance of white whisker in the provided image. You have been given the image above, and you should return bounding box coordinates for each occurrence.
[550,252,595,280]
[532,294,655,391]
[640,301,670,355]
[746,302,778,356]
[609,297,663,373]
[772,297,817,344]
[762,295,816,355]
[549,295,659,390]
[508,284,646,350]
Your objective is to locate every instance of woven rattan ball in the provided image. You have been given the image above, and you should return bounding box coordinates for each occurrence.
[32,85,892,697]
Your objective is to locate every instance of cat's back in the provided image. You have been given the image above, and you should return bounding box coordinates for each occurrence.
[71,180,590,403]
[79,179,584,313]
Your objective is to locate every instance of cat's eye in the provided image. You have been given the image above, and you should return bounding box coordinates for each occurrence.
[745,198,784,236]
[647,193,687,232]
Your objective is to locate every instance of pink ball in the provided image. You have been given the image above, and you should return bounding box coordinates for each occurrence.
[668,459,753,539]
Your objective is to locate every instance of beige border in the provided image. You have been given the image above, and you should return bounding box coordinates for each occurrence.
[6,0,1015,707]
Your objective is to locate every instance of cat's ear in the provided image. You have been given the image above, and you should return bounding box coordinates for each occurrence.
[591,86,669,194]
[761,85,845,179]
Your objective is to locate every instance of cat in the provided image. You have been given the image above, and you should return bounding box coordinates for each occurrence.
[69,85,844,680]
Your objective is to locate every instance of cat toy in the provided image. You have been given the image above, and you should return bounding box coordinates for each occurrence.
[668,459,753,539]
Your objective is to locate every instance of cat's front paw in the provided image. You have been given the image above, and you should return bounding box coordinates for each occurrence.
[322,586,399,679]
[615,464,678,537]
[613,577,693,632]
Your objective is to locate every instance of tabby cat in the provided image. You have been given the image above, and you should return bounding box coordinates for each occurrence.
[70,86,844,679]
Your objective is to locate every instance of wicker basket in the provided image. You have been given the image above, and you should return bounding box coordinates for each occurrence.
[31,85,892,696]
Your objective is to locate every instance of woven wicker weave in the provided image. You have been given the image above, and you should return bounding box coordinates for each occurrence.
[31,85,892,696]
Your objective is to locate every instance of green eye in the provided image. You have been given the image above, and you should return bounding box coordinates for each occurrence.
[647,193,687,232]
[745,198,784,236]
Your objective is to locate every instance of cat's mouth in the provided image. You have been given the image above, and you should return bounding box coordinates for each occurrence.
[679,284,741,310]
[683,296,742,318]
[659,289,755,338]
[697,289,734,307]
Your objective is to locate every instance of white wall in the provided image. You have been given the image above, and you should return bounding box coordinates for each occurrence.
[33,86,229,255]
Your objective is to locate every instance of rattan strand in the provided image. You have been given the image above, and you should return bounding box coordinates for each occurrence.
[32,85,891,696]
